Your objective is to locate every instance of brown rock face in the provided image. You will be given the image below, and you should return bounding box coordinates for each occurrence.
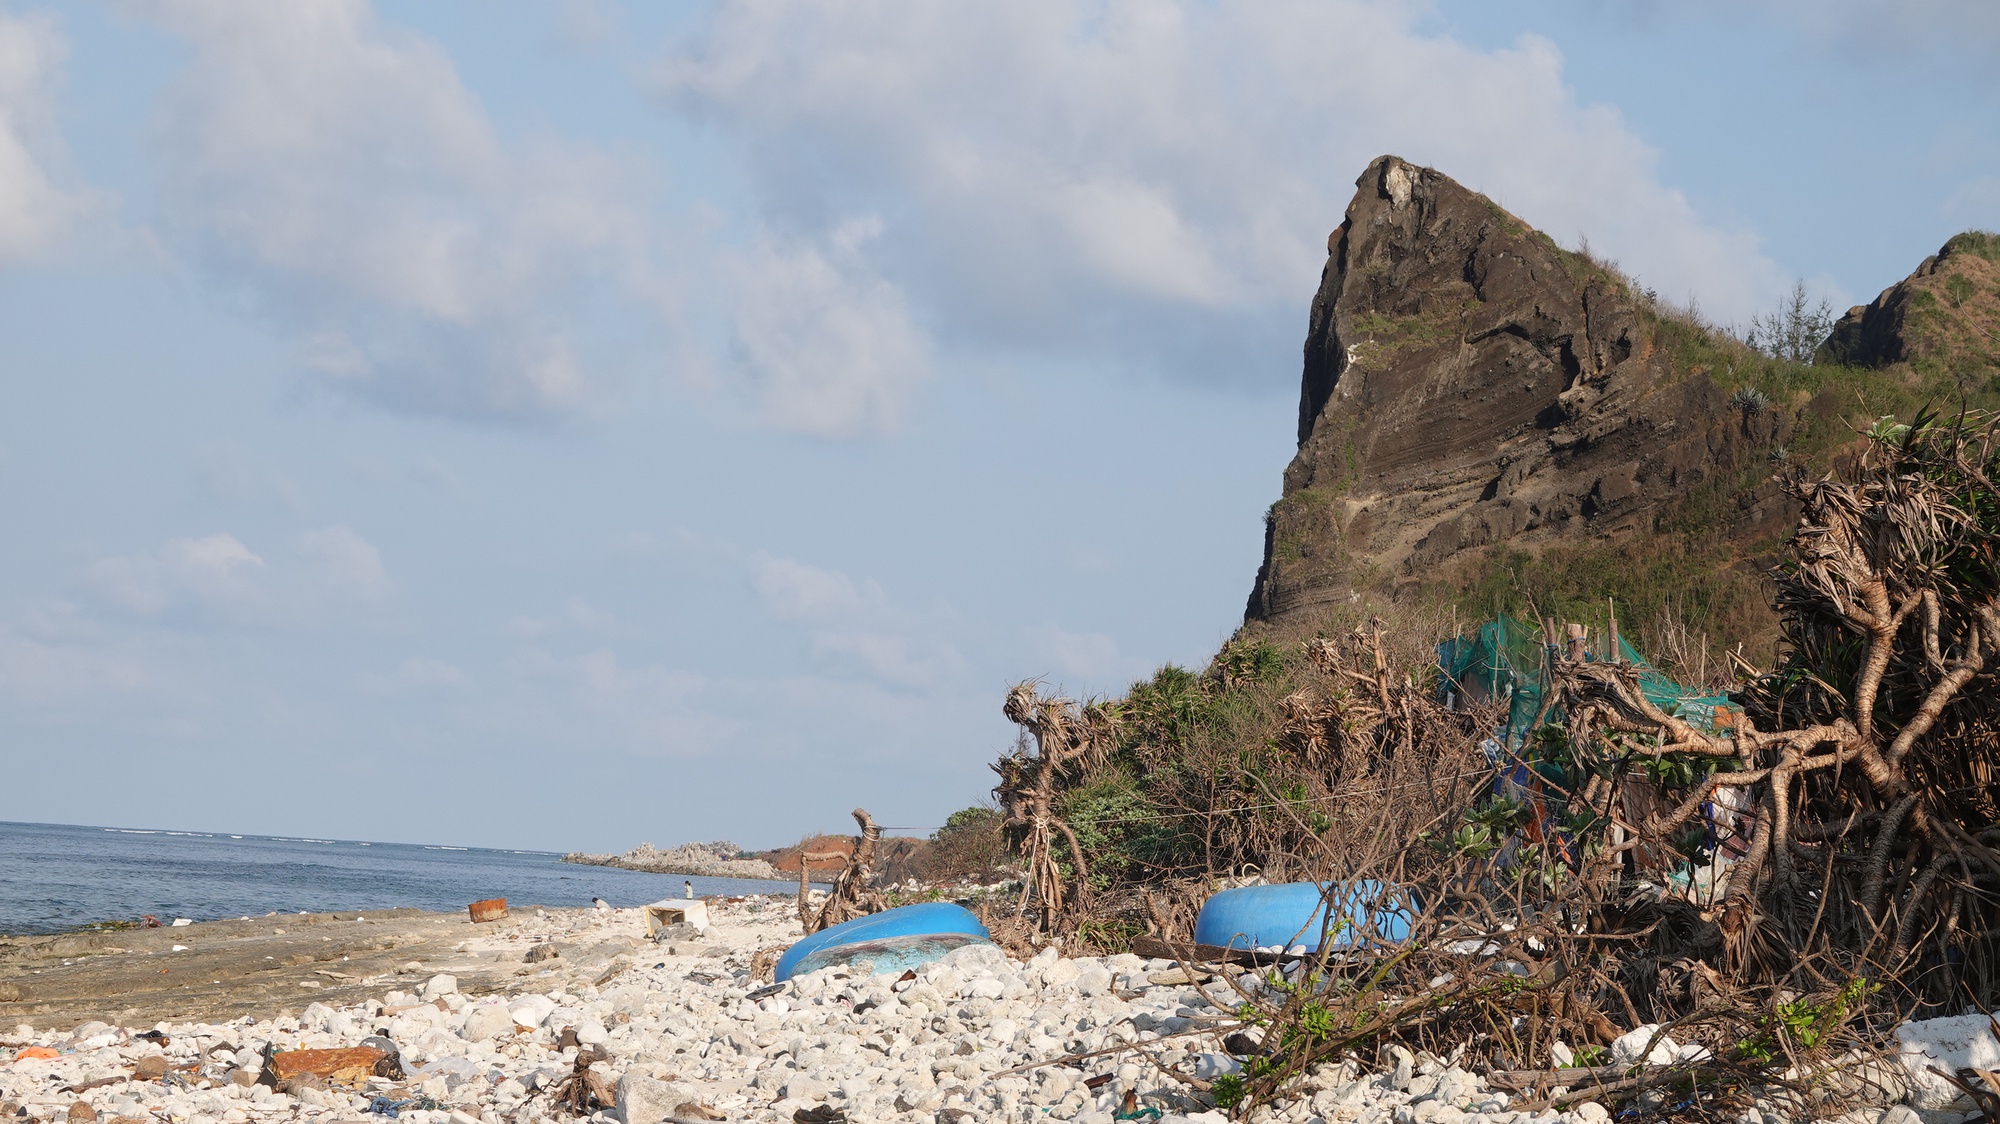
[1246,156,1788,628]
[1820,231,2000,374]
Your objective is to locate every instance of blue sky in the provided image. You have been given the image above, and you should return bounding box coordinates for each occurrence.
[0,0,1993,852]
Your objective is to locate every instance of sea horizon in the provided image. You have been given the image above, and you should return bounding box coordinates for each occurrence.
[0,816,577,855]
[0,819,807,937]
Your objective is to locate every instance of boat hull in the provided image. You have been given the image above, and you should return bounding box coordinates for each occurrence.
[1192,881,1408,952]
[775,902,992,982]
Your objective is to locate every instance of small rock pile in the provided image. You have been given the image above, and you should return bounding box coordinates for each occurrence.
[560,845,778,881]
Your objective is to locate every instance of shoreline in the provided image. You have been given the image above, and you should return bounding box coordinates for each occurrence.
[0,899,1596,1124]
[0,820,820,939]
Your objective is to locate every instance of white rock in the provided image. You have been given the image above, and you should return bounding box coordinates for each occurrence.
[1573,1103,1610,1124]
[1194,1054,1242,1081]
[1895,1014,2000,1110]
[1610,1024,1679,1067]
[615,1074,679,1124]
[1388,1044,1415,1091]
[1040,958,1081,988]
[941,943,1011,975]
[460,1005,514,1042]
[507,995,556,1029]
[421,974,458,1000]
[544,1005,582,1029]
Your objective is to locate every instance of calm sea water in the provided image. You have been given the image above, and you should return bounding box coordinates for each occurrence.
[0,820,807,936]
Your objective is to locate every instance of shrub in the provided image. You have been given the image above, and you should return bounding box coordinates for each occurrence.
[921,805,1008,882]
[1730,385,1772,413]
[1744,280,1835,363]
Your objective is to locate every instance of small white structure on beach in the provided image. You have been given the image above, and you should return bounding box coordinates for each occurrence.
[643,898,709,937]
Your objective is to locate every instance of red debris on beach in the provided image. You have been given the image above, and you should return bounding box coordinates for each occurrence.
[266,1047,389,1087]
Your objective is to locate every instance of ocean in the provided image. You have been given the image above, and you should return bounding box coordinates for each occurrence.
[0,820,808,936]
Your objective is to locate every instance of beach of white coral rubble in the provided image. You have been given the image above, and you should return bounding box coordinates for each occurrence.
[2,896,1615,1124]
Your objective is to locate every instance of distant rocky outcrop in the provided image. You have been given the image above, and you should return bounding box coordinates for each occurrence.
[751,834,931,888]
[1820,232,2000,374]
[1244,156,1818,634]
[561,841,780,881]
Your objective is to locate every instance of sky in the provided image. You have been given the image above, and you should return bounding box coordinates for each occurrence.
[0,0,1994,853]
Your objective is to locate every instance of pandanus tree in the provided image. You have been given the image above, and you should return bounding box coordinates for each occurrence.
[996,683,1121,933]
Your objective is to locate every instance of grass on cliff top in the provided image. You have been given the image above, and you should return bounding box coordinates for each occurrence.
[1945,230,2000,264]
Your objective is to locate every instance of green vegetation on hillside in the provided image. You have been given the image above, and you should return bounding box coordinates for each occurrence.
[1435,244,2000,674]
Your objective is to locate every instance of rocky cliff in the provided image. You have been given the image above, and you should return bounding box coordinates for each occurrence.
[1242,159,2000,656]
[1245,156,1799,632]
[1820,231,2000,375]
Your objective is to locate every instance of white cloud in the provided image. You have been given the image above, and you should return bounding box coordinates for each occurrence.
[507,597,631,641]
[88,532,267,617]
[1026,622,1125,686]
[399,656,469,688]
[82,527,390,623]
[138,0,665,421]
[748,552,883,621]
[297,526,390,599]
[746,552,961,687]
[359,655,473,696]
[728,220,932,437]
[656,0,1786,379]
[513,645,742,757]
[0,12,88,263]
[810,629,963,689]
[0,615,155,704]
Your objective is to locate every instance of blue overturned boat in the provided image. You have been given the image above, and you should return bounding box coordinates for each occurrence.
[775,902,993,982]
[1192,881,1410,953]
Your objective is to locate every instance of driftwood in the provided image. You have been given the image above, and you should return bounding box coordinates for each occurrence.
[1556,412,2000,1002]
[801,809,886,934]
[795,851,847,928]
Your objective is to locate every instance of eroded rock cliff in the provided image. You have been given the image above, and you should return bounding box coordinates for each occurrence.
[1245,156,1796,630]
